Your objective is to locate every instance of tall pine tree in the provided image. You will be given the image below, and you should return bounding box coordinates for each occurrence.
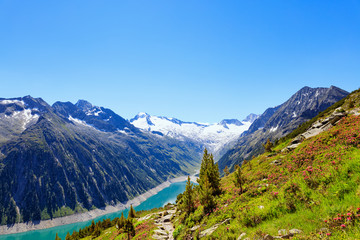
[118,212,126,229]
[181,176,195,216]
[197,148,221,196]
[199,174,215,214]
[128,204,136,218]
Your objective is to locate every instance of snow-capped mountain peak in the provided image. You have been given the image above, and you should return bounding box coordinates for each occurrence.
[0,96,50,139]
[129,113,259,159]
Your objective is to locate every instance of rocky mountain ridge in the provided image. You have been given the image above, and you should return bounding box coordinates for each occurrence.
[218,86,349,172]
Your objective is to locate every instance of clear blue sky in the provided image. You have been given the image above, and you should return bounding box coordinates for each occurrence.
[1,1,359,123]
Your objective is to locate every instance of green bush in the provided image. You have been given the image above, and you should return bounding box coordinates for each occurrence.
[173,224,184,239]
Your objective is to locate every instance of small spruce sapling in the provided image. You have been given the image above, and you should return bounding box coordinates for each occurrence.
[118,212,126,229]
[263,139,273,152]
[223,166,230,176]
[124,218,135,240]
[233,164,245,195]
[55,233,62,240]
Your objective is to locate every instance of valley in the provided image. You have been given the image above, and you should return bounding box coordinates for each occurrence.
[60,88,360,240]
[0,86,357,240]
[2,0,358,239]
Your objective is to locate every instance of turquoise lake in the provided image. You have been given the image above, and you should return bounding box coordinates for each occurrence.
[0,181,187,240]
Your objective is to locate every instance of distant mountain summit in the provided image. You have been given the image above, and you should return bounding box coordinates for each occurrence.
[220,119,244,127]
[0,97,200,225]
[0,96,51,142]
[218,86,349,172]
[53,99,135,132]
[243,113,259,123]
[130,113,259,159]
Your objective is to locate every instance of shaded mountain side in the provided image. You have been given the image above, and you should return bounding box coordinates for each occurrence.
[53,100,137,133]
[218,86,349,173]
[0,97,200,225]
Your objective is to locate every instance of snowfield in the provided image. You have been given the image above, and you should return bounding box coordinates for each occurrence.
[130,113,258,156]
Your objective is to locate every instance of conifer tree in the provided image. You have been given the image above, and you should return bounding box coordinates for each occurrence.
[263,139,273,152]
[181,176,195,216]
[175,192,183,206]
[233,165,244,195]
[198,148,210,182]
[349,98,355,108]
[71,230,79,240]
[55,233,62,240]
[124,219,135,240]
[118,212,126,229]
[223,166,230,176]
[199,175,215,214]
[210,153,221,195]
[65,232,71,240]
[103,218,111,229]
[128,204,136,218]
[197,149,221,196]
[92,224,101,238]
[89,220,95,233]
[78,228,86,238]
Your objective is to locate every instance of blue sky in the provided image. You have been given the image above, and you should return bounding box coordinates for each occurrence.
[0,1,359,123]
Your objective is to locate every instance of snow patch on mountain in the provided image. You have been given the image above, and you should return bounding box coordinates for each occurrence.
[0,99,25,106]
[68,115,103,132]
[130,113,258,156]
[270,125,279,133]
[1,108,39,131]
[10,109,39,130]
[85,107,104,116]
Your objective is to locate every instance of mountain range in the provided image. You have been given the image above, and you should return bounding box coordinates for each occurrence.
[64,86,360,240]
[0,97,200,224]
[0,85,349,225]
[129,112,259,160]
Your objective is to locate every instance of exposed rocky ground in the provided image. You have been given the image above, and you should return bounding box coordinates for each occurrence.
[152,208,176,240]
[218,86,349,173]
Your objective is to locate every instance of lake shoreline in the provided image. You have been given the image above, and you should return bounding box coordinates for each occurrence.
[0,175,197,235]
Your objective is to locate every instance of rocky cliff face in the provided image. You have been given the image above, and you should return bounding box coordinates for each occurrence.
[218,86,349,173]
[0,97,200,225]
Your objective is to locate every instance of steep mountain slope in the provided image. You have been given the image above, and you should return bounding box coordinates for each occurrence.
[71,89,360,240]
[130,113,258,159]
[0,97,200,225]
[218,86,349,172]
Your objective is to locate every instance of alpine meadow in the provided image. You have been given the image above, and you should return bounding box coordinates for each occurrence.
[0,1,359,240]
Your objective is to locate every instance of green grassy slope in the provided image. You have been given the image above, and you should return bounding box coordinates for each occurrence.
[69,90,360,240]
[169,94,360,239]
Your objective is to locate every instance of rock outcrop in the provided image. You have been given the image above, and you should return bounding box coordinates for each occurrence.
[284,109,347,151]
[152,209,176,240]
